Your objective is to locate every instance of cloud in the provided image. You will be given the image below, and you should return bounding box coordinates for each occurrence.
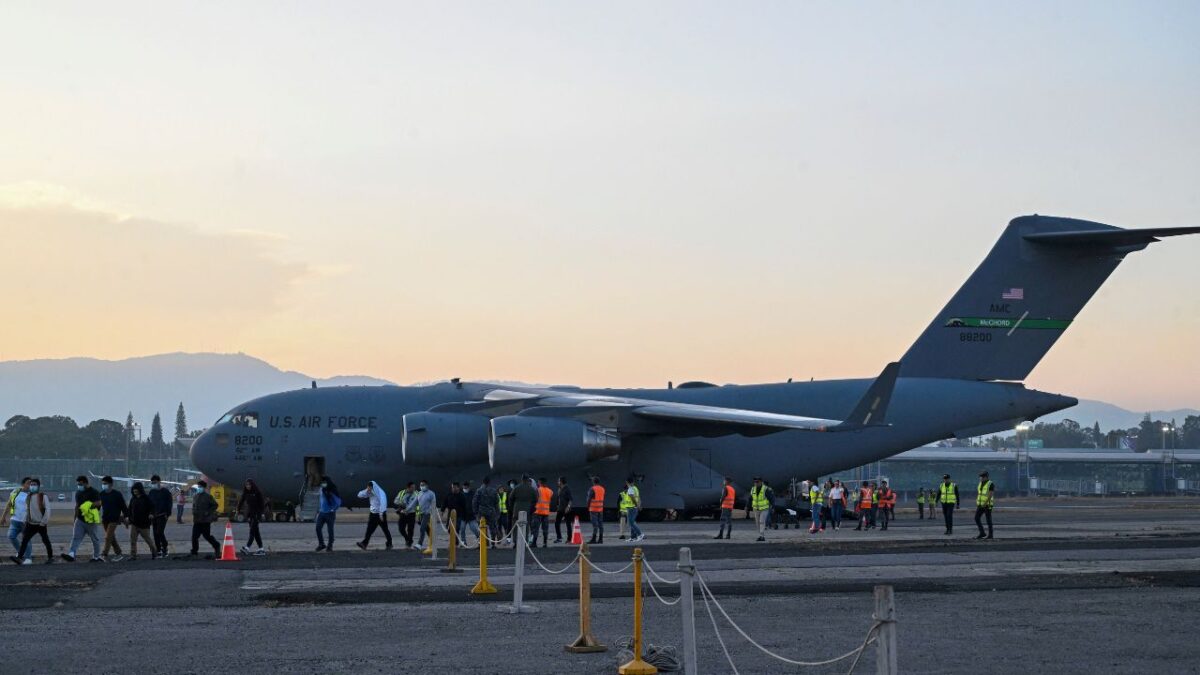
[0,183,314,359]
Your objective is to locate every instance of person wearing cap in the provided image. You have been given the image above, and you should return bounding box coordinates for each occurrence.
[189,481,221,558]
[938,474,959,535]
[622,476,643,542]
[749,477,770,542]
[147,475,173,557]
[975,471,996,539]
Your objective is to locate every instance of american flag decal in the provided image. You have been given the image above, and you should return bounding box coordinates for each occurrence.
[1001,287,1024,300]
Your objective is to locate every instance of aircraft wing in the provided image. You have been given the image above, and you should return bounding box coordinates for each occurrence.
[481,361,900,438]
[90,471,190,488]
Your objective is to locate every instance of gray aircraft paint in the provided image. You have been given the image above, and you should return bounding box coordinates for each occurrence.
[190,215,1197,510]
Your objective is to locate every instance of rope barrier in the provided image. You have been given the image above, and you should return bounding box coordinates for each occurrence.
[644,566,682,606]
[582,557,634,575]
[481,520,519,545]
[644,559,681,585]
[524,544,582,575]
[698,573,740,675]
[696,573,880,669]
[616,636,682,673]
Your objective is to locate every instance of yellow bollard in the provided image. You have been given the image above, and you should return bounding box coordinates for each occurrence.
[565,542,605,653]
[442,509,461,573]
[618,547,657,675]
[471,518,497,595]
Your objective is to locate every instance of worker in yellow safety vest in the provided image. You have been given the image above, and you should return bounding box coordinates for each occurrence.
[621,477,643,542]
[749,477,771,542]
[916,488,927,520]
[974,471,995,539]
[808,480,824,534]
[939,474,959,535]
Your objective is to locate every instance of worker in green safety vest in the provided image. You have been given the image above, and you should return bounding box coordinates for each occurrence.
[749,477,771,542]
[916,488,927,520]
[938,474,959,535]
[975,470,995,539]
[807,480,824,534]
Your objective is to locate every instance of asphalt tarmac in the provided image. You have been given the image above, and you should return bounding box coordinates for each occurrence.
[2,497,1198,674]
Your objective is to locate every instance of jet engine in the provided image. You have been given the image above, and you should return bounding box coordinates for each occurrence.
[489,415,621,473]
[402,412,491,466]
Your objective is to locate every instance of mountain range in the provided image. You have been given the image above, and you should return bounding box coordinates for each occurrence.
[0,352,1194,436]
[0,353,392,435]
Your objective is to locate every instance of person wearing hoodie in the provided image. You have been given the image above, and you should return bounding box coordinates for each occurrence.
[12,478,52,565]
[62,475,103,563]
[355,480,392,550]
[236,479,268,556]
[189,481,221,559]
[98,475,130,561]
[315,476,341,552]
[147,475,173,557]
[127,482,156,560]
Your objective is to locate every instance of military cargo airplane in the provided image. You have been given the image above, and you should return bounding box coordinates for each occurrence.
[189,215,1198,519]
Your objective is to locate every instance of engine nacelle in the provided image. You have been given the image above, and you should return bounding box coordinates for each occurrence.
[402,412,491,466]
[488,415,621,473]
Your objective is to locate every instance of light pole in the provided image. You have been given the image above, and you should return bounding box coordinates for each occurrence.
[1162,423,1172,451]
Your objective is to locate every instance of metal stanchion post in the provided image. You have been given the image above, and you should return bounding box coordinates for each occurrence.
[500,511,536,614]
[874,584,898,675]
[565,542,606,653]
[677,547,697,675]
[442,509,461,573]
[471,517,497,595]
[618,548,657,675]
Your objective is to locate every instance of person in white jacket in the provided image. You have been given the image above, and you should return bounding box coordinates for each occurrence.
[355,480,393,550]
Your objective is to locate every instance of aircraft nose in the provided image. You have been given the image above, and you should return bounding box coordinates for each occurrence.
[189,428,220,476]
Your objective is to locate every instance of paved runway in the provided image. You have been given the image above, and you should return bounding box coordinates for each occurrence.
[2,497,1198,674]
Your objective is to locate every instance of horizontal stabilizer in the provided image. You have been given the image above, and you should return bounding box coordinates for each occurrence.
[1024,226,1200,251]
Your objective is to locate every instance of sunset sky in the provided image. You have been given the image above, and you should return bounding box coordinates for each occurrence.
[1,2,1198,410]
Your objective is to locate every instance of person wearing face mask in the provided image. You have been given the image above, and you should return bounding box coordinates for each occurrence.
[315,476,341,552]
[97,475,130,559]
[62,475,103,563]
[189,481,221,558]
[393,482,418,550]
[2,477,33,564]
[12,479,52,565]
[355,480,392,551]
[98,476,130,562]
[127,482,156,560]
[236,479,268,556]
[147,475,173,558]
[414,481,437,550]
[473,477,499,545]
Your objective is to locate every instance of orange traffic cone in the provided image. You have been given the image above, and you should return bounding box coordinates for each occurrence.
[570,515,583,545]
[218,522,239,561]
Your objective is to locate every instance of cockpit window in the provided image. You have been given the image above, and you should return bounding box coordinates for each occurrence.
[217,413,234,425]
[231,412,259,428]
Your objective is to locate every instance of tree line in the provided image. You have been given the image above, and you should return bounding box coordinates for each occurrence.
[0,403,200,460]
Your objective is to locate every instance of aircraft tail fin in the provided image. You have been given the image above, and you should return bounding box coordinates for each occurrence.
[833,361,900,430]
[900,215,1199,381]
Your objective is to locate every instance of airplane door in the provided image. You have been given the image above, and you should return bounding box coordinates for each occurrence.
[689,449,713,489]
[304,456,325,489]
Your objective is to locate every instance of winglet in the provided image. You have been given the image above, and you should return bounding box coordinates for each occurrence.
[833,361,900,430]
